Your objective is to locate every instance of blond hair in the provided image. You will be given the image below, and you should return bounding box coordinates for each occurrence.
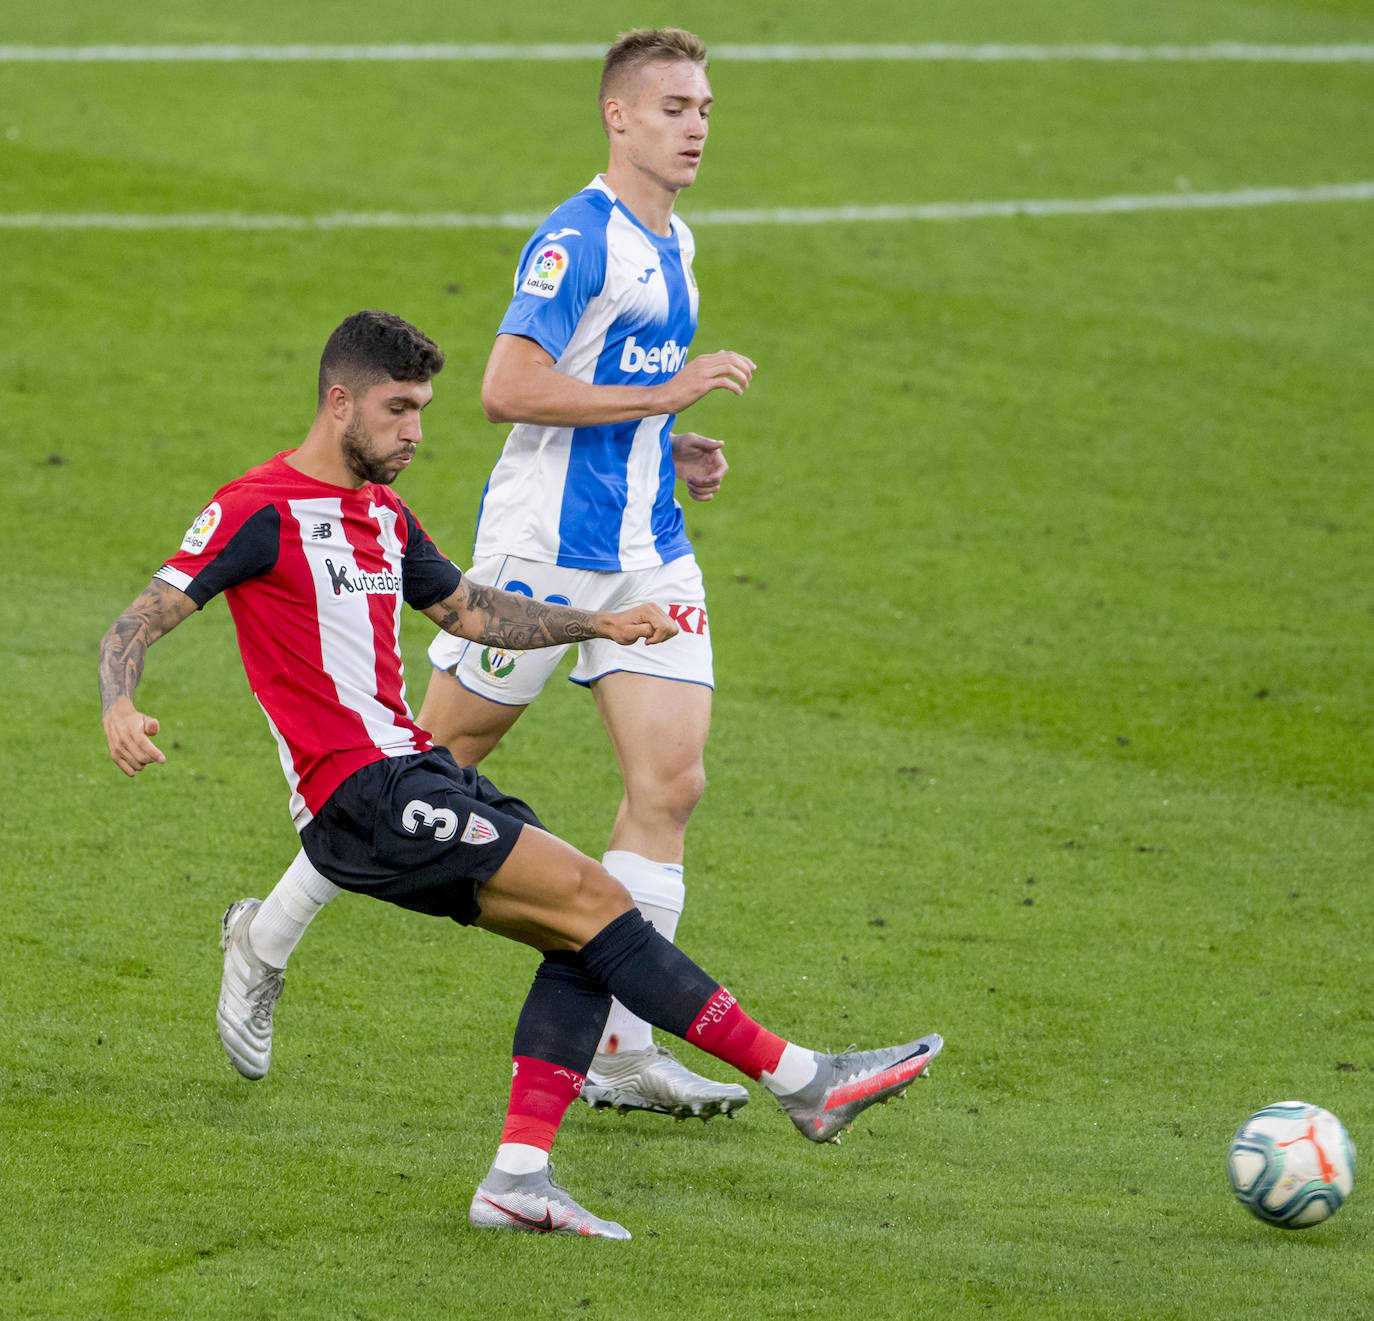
[599,28,709,128]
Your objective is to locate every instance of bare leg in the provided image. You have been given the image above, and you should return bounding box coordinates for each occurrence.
[472,827,635,950]
[592,672,711,862]
[417,664,526,766]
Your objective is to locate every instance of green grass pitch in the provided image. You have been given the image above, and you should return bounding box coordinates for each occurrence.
[2,2,1371,1317]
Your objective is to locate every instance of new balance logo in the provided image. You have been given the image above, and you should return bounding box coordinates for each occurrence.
[310,523,333,540]
[619,335,688,375]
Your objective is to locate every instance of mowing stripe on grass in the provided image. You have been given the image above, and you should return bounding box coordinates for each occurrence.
[1,42,1373,63]
[2,183,1372,232]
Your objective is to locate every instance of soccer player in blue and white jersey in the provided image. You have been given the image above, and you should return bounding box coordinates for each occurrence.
[219,29,756,1119]
[418,27,755,1119]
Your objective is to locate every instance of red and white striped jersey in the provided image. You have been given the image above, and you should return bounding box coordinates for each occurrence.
[155,452,463,826]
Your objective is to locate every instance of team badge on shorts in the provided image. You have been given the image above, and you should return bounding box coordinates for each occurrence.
[461,813,500,846]
[480,647,519,681]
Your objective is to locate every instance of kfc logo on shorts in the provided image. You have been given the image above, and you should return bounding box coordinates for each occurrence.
[461,813,500,846]
[180,501,222,555]
[667,603,709,635]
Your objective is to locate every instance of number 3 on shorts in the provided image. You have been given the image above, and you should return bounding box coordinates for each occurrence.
[401,798,459,841]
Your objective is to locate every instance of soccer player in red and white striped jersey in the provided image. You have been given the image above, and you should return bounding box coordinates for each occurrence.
[98,310,942,1238]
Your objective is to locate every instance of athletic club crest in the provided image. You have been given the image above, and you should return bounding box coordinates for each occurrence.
[461,813,500,846]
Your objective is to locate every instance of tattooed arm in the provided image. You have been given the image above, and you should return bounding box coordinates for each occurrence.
[99,578,199,776]
[421,578,678,650]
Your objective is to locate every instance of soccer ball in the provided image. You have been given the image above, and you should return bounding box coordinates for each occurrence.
[1227,1101,1355,1228]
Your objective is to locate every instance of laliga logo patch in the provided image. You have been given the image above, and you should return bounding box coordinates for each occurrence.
[480,647,519,681]
[532,247,565,280]
[521,244,569,299]
[180,501,222,555]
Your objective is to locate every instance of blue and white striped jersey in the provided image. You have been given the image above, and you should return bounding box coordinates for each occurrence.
[472,176,701,572]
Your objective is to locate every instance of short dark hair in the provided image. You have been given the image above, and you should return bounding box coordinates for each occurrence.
[317,310,445,408]
[599,28,708,129]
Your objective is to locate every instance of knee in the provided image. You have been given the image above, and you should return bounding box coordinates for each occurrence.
[626,759,706,830]
[571,856,635,923]
[677,762,707,817]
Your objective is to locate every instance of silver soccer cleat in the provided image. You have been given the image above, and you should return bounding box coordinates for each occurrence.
[583,1043,750,1121]
[776,1033,943,1144]
[216,898,284,1080]
[469,1164,632,1239]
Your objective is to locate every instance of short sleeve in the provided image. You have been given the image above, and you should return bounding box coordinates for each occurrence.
[155,495,280,607]
[399,504,463,609]
[497,211,609,362]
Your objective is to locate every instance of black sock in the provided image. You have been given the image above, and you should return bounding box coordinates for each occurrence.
[577,910,719,1038]
[510,951,611,1074]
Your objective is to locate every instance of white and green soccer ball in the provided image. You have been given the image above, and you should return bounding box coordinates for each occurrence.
[1228,1101,1355,1229]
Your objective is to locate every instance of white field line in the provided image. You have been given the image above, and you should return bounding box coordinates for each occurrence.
[2,183,1372,232]
[1,42,1373,63]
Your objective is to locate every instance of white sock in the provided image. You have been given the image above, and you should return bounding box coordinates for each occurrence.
[492,1143,549,1176]
[248,848,341,967]
[596,851,685,1057]
[760,1043,820,1097]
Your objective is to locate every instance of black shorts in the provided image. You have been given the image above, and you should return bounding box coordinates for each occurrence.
[299,747,543,925]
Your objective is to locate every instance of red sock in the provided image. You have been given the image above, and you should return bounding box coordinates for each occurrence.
[500,1056,585,1151]
[686,987,788,1080]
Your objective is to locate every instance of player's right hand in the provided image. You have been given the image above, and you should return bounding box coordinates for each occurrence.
[596,603,679,647]
[103,698,167,777]
[660,350,755,411]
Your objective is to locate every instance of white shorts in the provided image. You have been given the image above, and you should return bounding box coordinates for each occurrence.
[427,553,714,707]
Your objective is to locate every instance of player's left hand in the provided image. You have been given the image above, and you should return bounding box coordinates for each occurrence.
[596,603,679,646]
[672,432,728,502]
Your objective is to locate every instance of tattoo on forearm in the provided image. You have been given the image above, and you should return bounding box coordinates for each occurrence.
[445,581,601,648]
[98,580,189,713]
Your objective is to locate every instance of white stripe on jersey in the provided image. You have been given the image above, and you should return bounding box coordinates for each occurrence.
[154,564,194,593]
[286,498,421,760]
[368,497,411,718]
[477,428,577,555]
[260,700,309,826]
[619,415,669,565]
[553,279,618,383]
